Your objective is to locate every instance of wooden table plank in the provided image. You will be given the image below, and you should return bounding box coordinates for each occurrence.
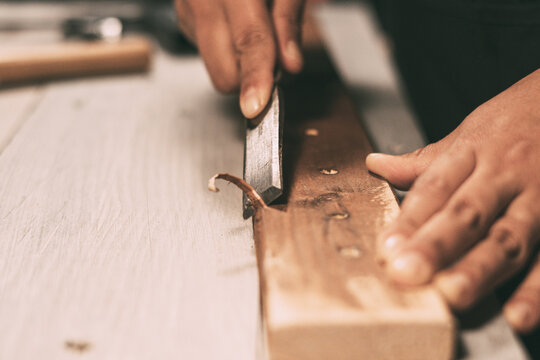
[0,86,43,153]
[0,50,261,360]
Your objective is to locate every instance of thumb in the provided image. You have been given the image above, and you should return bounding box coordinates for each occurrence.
[366,142,445,190]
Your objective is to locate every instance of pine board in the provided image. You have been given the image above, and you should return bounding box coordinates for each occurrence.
[253,44,454,360]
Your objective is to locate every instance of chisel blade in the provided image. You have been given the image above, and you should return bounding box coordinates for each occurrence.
[243,86,284,219]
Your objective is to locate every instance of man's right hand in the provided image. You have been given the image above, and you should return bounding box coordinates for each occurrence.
[175,0,305,119]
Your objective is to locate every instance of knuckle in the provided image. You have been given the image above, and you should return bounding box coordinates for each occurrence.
[427,238,447,265]
[416,172,452,194]
[490,222,526,262]
[410,239,446,269]
[212,77,238,93]
[207,66,239,93]
[409,142,440,160]
[450,198,482,230]
[233,27,271,53]
[400,213,423,230]
[503,139,534,165]
[410,146,428,159]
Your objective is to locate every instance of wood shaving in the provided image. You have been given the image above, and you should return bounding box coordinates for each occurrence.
[320,168,339,175]
[208,173,267,210]
[65,340,91,353]
[337,245,362,259]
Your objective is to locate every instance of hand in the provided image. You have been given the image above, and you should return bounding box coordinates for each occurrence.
[366,68,540,333]
[175,0,305,118]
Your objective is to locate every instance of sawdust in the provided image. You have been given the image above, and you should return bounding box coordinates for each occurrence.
[320,168,339,175]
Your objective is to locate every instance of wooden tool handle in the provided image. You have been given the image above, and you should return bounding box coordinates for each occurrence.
[0,36,151,84]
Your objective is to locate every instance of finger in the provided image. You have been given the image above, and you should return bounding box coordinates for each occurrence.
[224,0,276,118]
[272,0,305,73]
[505,251,540,333]
[434,190,540,310]
[366,140,450,190]
[377,148,476,259]
[175,0,196,42]
[386,167,519,285]
[195,11,240,93]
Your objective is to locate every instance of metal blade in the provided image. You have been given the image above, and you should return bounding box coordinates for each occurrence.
[243,86,283,219]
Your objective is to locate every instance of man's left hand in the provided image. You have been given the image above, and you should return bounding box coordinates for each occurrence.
[366,68,540,333]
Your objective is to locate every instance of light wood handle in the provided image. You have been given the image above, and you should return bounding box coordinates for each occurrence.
[0,36,151,84]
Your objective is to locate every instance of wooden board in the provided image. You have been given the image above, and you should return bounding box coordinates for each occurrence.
[313,3,530,359]
[253,31,455,360]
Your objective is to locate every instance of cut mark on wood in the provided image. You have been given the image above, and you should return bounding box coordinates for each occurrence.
[64,340,91,353]
[219,261,258,276]
[319,168,339,175]
[208,173,267,210]
[328,212,349,220]
[337,245,363,259]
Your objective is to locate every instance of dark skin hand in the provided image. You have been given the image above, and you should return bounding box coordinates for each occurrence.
[367,68,540,333]
[176,1,540,334]
[175,0,305,119]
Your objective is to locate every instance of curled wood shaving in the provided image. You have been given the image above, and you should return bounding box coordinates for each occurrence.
[208,173,267,210]
[320,168,339,175]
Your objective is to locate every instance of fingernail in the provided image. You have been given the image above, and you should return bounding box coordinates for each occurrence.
[388,252,432,285]
[286,40,302,65]
[367,153,387,159]
[241,87,262,119]
[505,302,531,328]
[366,153,392,172]
[379,234,405,257]
[435,273,471,306]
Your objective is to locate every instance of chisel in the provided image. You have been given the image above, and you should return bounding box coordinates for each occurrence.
[243,86,284,219]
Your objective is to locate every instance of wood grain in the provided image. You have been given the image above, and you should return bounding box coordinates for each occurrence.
[0,50,262,359]
[253,31,455,360]
[0,85,43,152]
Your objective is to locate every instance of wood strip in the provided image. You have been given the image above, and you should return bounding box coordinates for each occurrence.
[253,21,455,360]
[0,37,151,84]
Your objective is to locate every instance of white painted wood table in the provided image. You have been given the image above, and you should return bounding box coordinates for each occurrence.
[1,31,262,359]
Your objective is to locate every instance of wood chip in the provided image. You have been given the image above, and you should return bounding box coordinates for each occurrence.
[319,168,339,175]
[208,173,267,210]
